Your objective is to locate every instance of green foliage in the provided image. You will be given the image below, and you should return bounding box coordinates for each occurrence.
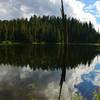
[93,89,100,100]
[72,94,83,100]
[94,94,100,100]
[0,15,99,44]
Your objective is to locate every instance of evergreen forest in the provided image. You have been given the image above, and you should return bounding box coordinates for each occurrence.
[0,15,99,44]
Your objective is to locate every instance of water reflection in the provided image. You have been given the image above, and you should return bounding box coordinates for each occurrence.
[0,45,98,68]
[0,45,99,100]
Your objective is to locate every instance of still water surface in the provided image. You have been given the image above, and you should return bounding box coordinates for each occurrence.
[0,45,99,100]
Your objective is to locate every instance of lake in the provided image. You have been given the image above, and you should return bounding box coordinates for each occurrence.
[0,45,99,100]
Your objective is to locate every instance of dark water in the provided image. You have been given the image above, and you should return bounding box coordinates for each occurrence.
[0,45,100,100]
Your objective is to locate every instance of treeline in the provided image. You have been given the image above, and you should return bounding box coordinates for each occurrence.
[0,15,99,43]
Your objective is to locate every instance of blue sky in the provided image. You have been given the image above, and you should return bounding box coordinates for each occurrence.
[0,0,100,31]
[82,0,95,5]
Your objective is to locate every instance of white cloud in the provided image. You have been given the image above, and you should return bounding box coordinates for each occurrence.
[20,5,34,19]
[84,1,100,31]
[45,56,100,99]
[95,1,100,12]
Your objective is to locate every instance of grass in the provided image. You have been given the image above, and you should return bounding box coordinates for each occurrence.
[0,41,21,45]
[93,89,100,100]
[94,94,100,100]
[2,41,13,44]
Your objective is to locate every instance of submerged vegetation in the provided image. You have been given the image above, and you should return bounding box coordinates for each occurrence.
[0,15,99,44]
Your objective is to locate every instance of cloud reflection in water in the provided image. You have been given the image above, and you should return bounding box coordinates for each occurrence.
[0,56,99,100]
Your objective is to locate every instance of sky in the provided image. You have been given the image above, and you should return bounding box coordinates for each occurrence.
[0,0,100,31]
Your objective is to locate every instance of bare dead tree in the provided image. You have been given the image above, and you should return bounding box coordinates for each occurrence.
[61,0,68,44]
